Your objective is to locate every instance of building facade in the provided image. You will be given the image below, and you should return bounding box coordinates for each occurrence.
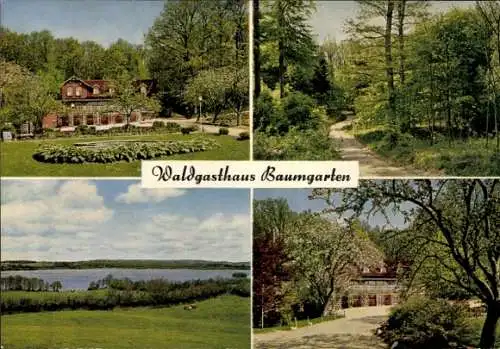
[42,77,157,129]
[323,264,403,315]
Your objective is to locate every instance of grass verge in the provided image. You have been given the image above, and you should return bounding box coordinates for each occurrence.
[354,127,500,176]
[253,314,343,334]
[0,295,250,349]
[0,134,249,177]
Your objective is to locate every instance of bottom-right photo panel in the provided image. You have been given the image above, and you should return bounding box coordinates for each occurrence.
[252,179,499,349]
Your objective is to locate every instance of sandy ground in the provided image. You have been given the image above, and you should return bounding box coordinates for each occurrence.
[254,306,391,349]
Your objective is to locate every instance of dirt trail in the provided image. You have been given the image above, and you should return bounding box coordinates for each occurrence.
[254,306,391,349]
[329,116,435,177]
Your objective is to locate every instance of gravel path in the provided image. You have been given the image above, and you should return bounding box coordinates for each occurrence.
[329,117,437,177]
[254,306,391,349]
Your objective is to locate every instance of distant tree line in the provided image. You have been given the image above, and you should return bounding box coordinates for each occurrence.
[1,0,249,134]
[1,275,62,292]
[1,259,250,271]
[2,275,250,315]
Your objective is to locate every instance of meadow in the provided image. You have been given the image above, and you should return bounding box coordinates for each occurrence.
[0,133,249,177]
[1,277,250,314]
[1,295,250,349]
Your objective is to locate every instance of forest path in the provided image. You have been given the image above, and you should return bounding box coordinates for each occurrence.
[253,306,390,349]
[329,115,433,177]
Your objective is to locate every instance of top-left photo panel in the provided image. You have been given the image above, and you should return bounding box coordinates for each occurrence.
[0,0,250,177]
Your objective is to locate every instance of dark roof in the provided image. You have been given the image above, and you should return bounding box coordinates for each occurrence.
[61,77,157,98]
[83,80,109,91]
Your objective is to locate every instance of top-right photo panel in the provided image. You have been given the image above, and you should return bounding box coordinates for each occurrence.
[252,0,499,177]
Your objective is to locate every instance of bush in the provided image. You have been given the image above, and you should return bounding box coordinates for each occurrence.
[282,92,319,130]
[219,127,229,135]
[376,131,414,152]
[232,272,248,278]
[237,131,250,141]
[32,139,219,164]
[75,125,91,135]
[254,126,340,160]
[181,124,199,135]
[254,90,277,131]
[164,122,181,132]
[152,121,165,129]
[377,297,475,349]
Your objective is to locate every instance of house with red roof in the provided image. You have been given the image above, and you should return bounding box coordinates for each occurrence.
[42,77,158,129]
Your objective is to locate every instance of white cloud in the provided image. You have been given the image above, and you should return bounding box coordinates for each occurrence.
[1,180,59,204]
[1,181,250,262]
[116,183,186,204]
[1,180,113,235]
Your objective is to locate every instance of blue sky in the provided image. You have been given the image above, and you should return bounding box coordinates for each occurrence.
[1,180,251,262]
[1,1,475,47]
[1,0,165,47]
[254,188,408,229]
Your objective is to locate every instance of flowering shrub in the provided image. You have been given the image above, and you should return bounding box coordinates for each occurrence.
[33,139,219,163]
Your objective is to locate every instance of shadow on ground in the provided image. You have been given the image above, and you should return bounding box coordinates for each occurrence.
[254,333,386,349]
[356,315,387,325]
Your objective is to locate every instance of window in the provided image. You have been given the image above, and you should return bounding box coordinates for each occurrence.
[109,88,115,95]
[93,87,99,95]
[76,87,81,97]
[66,87,73,97]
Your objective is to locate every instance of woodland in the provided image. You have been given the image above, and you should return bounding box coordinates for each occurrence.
[0,0,248,134]
[253,179,499,348]
[253,0,500,175]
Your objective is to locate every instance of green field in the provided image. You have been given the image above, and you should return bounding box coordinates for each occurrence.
[0,134,249,177]
[1,295,250,349]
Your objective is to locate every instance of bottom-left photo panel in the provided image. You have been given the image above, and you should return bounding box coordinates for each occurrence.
[0,179,251,349]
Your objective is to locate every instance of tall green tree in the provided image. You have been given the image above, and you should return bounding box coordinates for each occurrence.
[107,73,161,125]
[253,198,296,327]
[261,0,316,98]
[286,213,383,316]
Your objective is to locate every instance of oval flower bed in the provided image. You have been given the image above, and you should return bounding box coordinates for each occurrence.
[32,139,219,164]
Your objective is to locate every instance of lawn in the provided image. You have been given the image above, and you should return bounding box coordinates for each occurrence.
[354,127,500,176]
[0,133,249,177]
[253,314,343,334]
[0,295,251,349]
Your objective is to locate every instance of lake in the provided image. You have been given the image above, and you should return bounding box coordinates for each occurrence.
[0,268,249,290]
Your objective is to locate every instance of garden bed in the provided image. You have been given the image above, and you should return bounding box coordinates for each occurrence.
[33,139,219,164]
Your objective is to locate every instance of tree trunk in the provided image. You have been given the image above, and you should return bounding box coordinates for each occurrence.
[479,301,499,349]
[397,0,406,86]
[397,0,406,129]
[253,0,261,100]
[384,0,395,125]
[279,39,285,99]
[322,292,336,317]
